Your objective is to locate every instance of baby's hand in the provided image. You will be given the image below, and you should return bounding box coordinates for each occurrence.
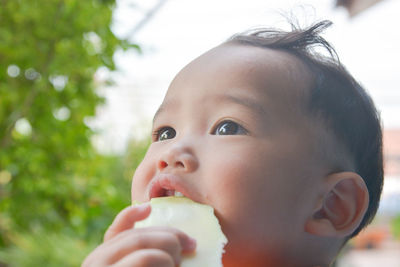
[82,203,197,267]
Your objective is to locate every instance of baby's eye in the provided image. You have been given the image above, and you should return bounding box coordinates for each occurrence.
[153,127,176,141]
[212,120,247,135]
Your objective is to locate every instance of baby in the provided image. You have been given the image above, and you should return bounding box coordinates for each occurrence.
[82,20,383,267]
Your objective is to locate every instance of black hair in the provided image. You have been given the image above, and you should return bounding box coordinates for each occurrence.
[228,20,384,238]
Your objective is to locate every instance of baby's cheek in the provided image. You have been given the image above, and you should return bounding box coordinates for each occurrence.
[208,165,277,238]
[215,200,268,260]
[131,156,157,202]
[209,177,261,235]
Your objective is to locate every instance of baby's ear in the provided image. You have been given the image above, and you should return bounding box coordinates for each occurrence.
[304,172,369,238]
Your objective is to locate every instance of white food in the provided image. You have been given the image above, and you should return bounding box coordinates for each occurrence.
[134,196,227,267]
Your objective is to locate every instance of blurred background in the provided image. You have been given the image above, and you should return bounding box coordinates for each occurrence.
[0,0,399,266]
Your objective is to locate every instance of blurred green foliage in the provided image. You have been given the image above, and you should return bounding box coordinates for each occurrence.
[0,0,147,265]
[392,215,400,240]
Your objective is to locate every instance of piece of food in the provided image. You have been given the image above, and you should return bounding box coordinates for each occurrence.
[134,196,227,267]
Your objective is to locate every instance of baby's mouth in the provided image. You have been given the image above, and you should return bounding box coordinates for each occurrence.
[149,185,189,199]
[148,174,199,202]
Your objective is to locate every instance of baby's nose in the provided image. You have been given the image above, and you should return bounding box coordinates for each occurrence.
[158,145,198,173]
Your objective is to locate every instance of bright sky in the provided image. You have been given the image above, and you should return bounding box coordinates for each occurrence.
[91,0,400,154]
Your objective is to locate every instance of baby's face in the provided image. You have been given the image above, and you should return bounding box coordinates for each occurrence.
[131,43,325,265]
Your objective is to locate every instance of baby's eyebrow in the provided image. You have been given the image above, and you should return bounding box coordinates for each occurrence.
[153,105,165,125]
[152,92,267,125]
[215,93,267,117]
[152,98,176,125]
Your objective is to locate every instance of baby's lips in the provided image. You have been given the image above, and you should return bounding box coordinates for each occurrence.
[147,173,202,203]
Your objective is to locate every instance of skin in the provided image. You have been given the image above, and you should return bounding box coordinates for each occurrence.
[83,43,367,267]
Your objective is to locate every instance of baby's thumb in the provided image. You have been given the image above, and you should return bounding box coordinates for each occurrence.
[104,203,151,242]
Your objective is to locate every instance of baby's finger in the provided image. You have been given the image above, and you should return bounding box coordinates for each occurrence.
[105,231,183,265]
[143,226,197,254]
[112,249,174,267]
[104,203,151,242]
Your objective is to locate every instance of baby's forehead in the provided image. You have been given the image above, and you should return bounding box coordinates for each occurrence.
[168,42,313,109]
